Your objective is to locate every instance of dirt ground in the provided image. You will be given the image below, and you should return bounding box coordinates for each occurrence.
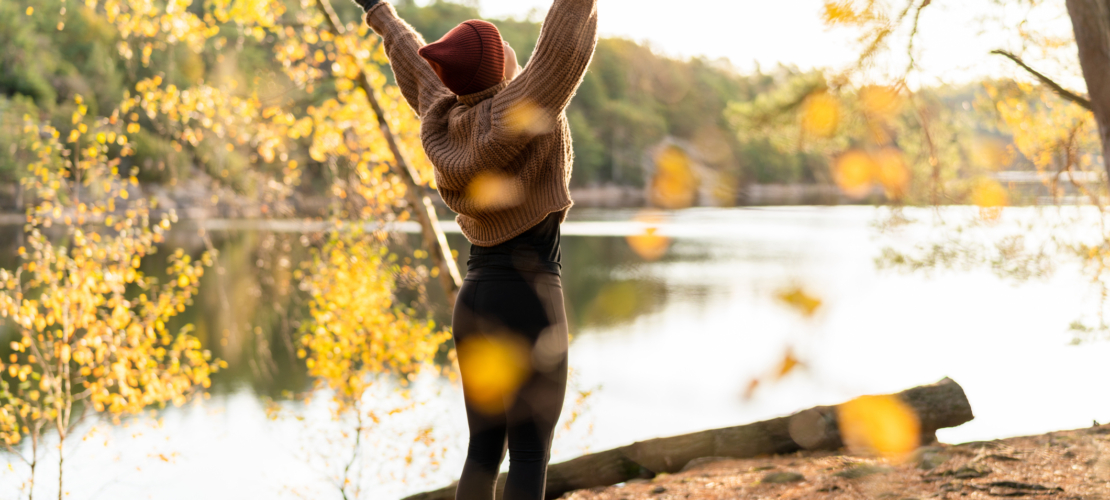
[559,424,1110,500]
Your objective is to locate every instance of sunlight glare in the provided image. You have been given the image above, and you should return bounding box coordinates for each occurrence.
[838,395,921,460]
[456,334,533,416]
[466,172,525,210]
[626,213,671,261]
[650,146,698,209]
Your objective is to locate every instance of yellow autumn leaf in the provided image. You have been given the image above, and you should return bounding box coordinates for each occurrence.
[970,136,1012,171]
[466,172,524,210]
[505,100,554,137]
[838,395,921,459]
[775,349,802,379]
[456,333,532,416]
[859,86,903,122]
[776,286,823,317]
[802,91,840,139]
[650,146,699,209]
[626,226,670,262]
[971,178,1009,221]
[587,281,645,325]
[873,148,911,199]
[626,213,671,262]
[833,149,876,199]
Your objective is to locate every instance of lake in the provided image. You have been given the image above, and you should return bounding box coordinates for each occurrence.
[2,206,1109,499]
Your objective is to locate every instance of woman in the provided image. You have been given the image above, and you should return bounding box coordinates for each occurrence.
[349,0,598,499]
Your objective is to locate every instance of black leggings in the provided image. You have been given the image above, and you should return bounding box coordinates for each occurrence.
[452,268,568,500]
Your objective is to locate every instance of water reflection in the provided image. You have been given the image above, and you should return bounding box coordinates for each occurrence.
[165,228,313,398]
[2,207,1109,500]
[0,214,698,400]
[451,230,675,333]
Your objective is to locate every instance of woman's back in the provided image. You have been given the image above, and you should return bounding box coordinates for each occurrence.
[355,2,597,499]
[364,0,598,246]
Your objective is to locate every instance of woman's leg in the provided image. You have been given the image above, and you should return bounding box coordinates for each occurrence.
[455,274,568,500]
[456,409,508,500]
[503,277,569,500]
[454,280,509,500]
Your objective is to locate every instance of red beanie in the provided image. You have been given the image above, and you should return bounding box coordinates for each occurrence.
[418,20,505,96]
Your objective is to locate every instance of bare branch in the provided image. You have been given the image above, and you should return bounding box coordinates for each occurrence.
[905,0,932,74]
[1,441,30,466]
[991,49,1093,111]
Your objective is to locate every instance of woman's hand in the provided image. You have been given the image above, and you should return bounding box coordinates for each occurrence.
[503,40,521,80]
[351,0,380,12]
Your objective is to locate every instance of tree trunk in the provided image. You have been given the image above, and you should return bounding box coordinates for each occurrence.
[402,378,974,500]
[56,439,63,500]
[1067,0,1110,181]
[314,0,462,308]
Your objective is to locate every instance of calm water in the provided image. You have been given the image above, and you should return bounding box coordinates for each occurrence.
[2,206,1109,499]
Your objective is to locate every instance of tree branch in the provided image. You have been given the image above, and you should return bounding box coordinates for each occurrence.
[314,0,462,308]
[991,49,1093,111]
[905,0,932,74]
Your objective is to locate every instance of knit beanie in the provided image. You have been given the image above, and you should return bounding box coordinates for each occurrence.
[418,20,505,96]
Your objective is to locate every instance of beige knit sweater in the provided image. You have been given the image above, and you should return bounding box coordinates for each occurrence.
[366,0,599,247]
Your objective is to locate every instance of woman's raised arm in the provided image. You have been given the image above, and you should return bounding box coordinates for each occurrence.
[364,2,452,117]
[491,0,599,135]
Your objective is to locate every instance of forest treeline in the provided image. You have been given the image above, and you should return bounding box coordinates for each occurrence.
[0,0,1059,208]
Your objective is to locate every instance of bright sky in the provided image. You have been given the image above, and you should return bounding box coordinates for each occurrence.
[467,0,1082,88]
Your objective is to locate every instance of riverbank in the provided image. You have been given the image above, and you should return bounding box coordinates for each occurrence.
[560,424,1110,499]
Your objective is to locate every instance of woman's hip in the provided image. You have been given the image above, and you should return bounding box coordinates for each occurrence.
[453,272,566,344]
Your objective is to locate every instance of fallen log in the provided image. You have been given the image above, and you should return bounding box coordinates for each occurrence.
[788,376,975,450]
[402,377,973,500]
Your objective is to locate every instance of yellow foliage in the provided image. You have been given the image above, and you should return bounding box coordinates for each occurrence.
[87,0,426,222]
[0,114,220,449]
[837,395,921,459]
[821,0,880,26]
[993,84,1097,178]
[298,232,449,411]
[42,7,450,488]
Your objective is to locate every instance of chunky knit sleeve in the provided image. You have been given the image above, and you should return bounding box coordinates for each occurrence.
[490,0,599,138]
[365,2,452,117]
